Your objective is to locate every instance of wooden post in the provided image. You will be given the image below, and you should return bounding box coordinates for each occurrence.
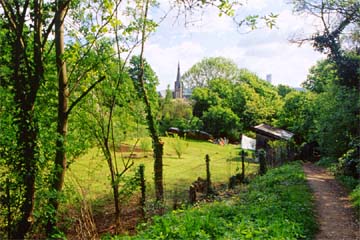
[139,164,146,219]
[205,154,213,195]
[258,149,267,175]
[241,150,245,181]
[189,185,196,204]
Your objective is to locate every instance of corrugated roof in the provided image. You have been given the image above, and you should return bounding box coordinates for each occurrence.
[253,124,294,141]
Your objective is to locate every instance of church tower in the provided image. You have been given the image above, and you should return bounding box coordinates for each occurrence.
[174,62,183,99]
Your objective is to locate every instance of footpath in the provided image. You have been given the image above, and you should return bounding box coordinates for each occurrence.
[303,162,359,240]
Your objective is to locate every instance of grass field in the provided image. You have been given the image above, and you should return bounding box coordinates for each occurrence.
[64,137,258,204]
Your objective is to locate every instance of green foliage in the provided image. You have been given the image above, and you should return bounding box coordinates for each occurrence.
[181,57,240,89]
[191,87,221,118]
[316,157,338,169]
[302,59,338,93]
[187,63,282,140]
[314,85,359,157]
[169,134,189,159]
[159,99,195,133]
[202,105,241,141]
[277,84,295,97]
[117,162,316,240]
[276,91,317,143]
[350,185,360,211]
[128,55,159,113]
[336,140,360,179]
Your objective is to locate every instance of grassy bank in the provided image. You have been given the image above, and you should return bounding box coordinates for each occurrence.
[64,137,257,203]
[114,162,316,240]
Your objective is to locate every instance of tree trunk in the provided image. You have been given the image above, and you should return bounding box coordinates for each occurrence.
[104,140,121,232]
[10,1,43,237]
[138,0,164,205]
[46,1,69,235]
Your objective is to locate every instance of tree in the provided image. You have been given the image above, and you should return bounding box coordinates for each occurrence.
[181,57,240,89]
[0,2,59,237]
[277,84,295,97]
[277,91,317,143]
[129,55,160,114]
[302,59,338,93]
[191,87,222,118]
[134,0,165,205]
[202,105,241,141]
[292,0,360,89]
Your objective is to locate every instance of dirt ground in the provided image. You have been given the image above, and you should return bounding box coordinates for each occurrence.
[303,162,360,240]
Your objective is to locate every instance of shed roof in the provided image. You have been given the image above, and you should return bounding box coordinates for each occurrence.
[253,124,294,141]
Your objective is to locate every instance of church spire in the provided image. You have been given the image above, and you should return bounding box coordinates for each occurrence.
[174,61,183,99]
[176,61,181,83]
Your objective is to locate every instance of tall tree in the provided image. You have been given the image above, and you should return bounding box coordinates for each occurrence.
[136,0,165,205]
[181,57,240,89]
[292,0,360,88]
[0,1,57,237]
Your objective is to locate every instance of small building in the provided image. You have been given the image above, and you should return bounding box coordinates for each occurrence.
[252,123,294,166]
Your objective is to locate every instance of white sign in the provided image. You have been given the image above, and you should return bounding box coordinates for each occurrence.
[241,134,256,150]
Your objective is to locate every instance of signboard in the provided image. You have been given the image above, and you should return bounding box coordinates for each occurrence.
[241,134,256,150]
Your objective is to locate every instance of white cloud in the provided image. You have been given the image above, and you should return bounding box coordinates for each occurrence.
[143,0,325,91]
[144,41,205,89]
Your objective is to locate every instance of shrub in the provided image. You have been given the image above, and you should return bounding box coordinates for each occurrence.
[350,185,360,212]
[171,134,189,159]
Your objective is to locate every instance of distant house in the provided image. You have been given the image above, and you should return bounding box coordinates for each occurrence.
[252,123,295,166]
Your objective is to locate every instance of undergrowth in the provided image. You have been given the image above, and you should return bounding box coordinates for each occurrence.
[110,162,316,240]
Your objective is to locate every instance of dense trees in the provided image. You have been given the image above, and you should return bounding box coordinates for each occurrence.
[286,0,360,178]
[0,0,155,237]
[178,58,283,141]
[0,0,358,238]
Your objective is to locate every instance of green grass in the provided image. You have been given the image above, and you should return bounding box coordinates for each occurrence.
[64,137,258,203]
[113,162,316,240]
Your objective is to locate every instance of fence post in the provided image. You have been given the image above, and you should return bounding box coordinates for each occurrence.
[189,185,196,204]
[139,164,146,219]
[241,150,245,181]
[205,154,213,195]
[258,149,267,175]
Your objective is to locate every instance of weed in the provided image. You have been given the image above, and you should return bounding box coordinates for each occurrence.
[170,134,189,159]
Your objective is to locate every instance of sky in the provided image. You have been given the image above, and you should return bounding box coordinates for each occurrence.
[142,0,325,90]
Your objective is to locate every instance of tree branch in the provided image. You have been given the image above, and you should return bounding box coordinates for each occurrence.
[0,0,18,33]
[42,0,71,49]
[66,76,106,116]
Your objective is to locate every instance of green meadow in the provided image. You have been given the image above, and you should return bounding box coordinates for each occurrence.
[64,137,258,204]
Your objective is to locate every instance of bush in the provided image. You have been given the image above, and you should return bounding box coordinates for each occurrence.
[337,145,360,179]
[350,185,360,212]
[170,134,189,159]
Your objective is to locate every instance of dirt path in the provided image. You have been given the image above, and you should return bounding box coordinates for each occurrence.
[303,162,359,240]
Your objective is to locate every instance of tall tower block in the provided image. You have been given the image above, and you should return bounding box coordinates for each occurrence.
[266,74,272,84]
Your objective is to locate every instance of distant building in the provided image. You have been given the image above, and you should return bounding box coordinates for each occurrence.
[266,74,272,84]
[172,62,192,99]
[174,62,183,99]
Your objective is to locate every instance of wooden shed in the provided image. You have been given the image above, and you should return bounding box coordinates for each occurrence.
[252,124,294,166]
